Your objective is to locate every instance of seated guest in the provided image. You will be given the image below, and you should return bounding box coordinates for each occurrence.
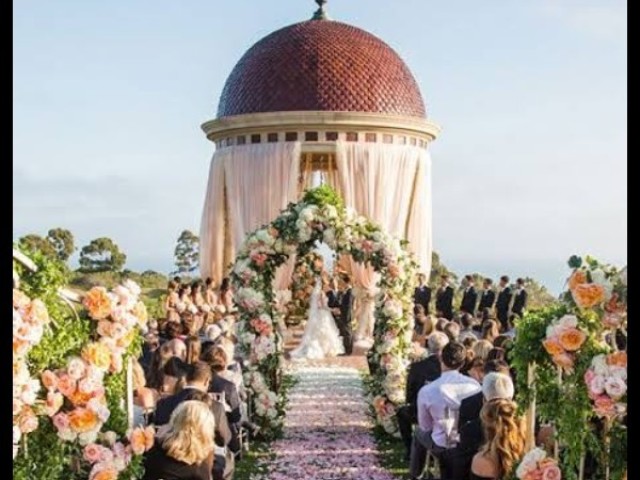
[435,318,449,332]
[459,313,478,341]
[163,321,186,342]
[397,331,448,460]
[132,360,158,426]
[481,320,500,343]
[142,400,215,480]
[473,340,494,362]
[185,336,202,365]
[201,345,242,425]
[493,335,512,350]
[487,347,507,363]
[151,363,235,480]
[444,322,460,342]
[412,306,434,346]
[463,357,484,383]
[155,357,189,398]
[166,338,188,362]
[147,343,175,390]
[140,333,160,376]
[409,342,481,480]
[154,362,213,425]
[471,398,525,480]
[456,367,514,480]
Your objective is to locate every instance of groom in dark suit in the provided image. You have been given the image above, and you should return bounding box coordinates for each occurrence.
[332,273,354,355]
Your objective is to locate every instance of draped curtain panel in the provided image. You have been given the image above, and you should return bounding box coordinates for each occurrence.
[199,142,302,286]
[330,142,433,337]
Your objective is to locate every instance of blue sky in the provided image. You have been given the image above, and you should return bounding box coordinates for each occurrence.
[13,0,626,294]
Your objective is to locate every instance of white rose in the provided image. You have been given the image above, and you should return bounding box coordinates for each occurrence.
[13,425,21,444]
[609,365,627,381]
[591,354,609,376]
[557,315,578,331]
[589,375,606,396]
[323,228,336,248]
[604,376,627,399]
[122,279,141,298]
[591,269,614,300]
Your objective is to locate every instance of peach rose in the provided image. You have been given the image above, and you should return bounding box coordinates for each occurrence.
[594,395,616,417]
[542,464,562,480]
[572,284,605,309]
[144,426,155,450]
[82,342,112,371]
[90,467,119,480]
[19,408,39,433]
[83,287,113,320]
[57,373,77,397]
[552,353,574,372]
[543,338,564,356]
[607,351,627,368]
[45,391,64,417]
[13,289,31,310]
[558,328,587,352]
[83,443,103,463]
[25,299,50,326]
[128,427,148,455]
[69,407,100,433]
[568,270,588,291]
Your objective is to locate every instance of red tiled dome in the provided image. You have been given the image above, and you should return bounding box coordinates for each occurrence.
[217,19,426,119]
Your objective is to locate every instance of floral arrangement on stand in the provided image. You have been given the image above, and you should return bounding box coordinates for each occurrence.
[230,185,417,438]
[516,447,562,480]
[512,255,627,480]
[13,249,154,480]
[285,251,324,326]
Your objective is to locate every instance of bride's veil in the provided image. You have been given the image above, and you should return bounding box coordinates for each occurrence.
[308,276,322,319]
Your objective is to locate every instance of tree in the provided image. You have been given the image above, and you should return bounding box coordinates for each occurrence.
[78,237,127,273]
[521,276,558,310]
[173,230,200,275]
[46,228,75,262]
[429,251,458,286]
[18,234,56,258]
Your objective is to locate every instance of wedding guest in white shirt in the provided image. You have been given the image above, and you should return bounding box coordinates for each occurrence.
[409,341,482,480]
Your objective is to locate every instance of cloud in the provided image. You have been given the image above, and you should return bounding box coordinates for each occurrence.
[539,1,627,42]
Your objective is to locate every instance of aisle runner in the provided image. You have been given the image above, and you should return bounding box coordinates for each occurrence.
[252,365,398,480]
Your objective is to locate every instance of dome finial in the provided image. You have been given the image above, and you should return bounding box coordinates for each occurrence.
[312,0,329,20]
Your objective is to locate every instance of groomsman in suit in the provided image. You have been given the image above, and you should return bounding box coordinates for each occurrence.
[435,274,454,320]
[495,275,513,331]
[512,278,528,318]
[332,273,354,355]
[413,273,432,314]
[460,274,478,316]
[478,278,496,313]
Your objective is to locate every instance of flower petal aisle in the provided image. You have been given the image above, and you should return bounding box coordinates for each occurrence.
[251,364,398,480]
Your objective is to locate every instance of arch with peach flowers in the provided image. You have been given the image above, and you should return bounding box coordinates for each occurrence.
[229,185,418,439]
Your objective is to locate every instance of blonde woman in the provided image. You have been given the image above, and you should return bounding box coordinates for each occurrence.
[471,398,526,480]
[143,400,215,480]
[473,339,494,362]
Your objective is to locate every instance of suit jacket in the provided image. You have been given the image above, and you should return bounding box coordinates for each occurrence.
[339,288,354,331]
[209,374,242,424]
[496,287,513,315]
[478,289,496,311]
[512,289,528,316]
[460,286,478,315]
[153,387,196,426]
[327,290,341,311]
[435,285,454,319]
[458,391,483,428]
[405,355,441,415]
[414,285,432,314]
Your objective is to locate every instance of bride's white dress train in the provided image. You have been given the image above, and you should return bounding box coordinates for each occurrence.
[290,280,345,360]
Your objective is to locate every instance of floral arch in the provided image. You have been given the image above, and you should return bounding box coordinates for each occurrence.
[230,186,418,438]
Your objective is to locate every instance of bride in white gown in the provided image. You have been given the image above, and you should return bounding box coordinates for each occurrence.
[290,276,345,360]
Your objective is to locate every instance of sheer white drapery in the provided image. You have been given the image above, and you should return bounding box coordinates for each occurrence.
[199,142,302,286]
[330,142,433,341]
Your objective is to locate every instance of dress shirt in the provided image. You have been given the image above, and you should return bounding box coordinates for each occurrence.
[417,370,482,448]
